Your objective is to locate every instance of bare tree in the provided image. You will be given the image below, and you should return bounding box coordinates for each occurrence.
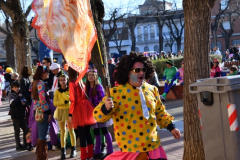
[124,14,141,52]
[183,0,216,159]
[102,8,126,56]
[211,0,232,48]
[163,32,174,52]
[0,0,33,74]
[144,0,174,52]
[165,12,184,52]
[218,2,240,50]
[0,12,15,70]
[111,24,128,54]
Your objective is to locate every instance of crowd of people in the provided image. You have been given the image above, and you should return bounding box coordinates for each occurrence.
[0,52,183,160]
[2,48,240,159]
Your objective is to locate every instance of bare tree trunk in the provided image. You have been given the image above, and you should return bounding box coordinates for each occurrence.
[183,0,216,159]
[12,21,32,75]
[212,26,218,48]
[131,33,136,52]
[90,0,115,141]
[176,38,182,52]
[159,25,164,52]
[225,34,231,51]
[5,34,16,71]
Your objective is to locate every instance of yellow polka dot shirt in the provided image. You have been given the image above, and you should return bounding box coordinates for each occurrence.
[93,82,174,153]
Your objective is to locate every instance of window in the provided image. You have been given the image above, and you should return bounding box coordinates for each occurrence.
[211,42,222,52]
[232,40,240,47]
[154,45,159,53]
[144,26,148,40]
[164,43,171,52]
[0,43,6,54]
[137,27,142,42]
[135,47,139,52]
[221,0,229,10]
[144,46,149,52]
[156,26,159,36]
[110,31,118,40]
[150,25,155,39]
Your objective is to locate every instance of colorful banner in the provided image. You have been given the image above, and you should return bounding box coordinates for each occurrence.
[31,0,98,81]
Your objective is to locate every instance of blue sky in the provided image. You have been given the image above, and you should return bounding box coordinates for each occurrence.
[0,0,182,23]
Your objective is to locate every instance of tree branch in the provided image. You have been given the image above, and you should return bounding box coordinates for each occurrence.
[25,2,32,17]
[0,26,9,35]
[0,0,14,17]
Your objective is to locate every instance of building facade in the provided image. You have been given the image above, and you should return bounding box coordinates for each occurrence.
[210,0,240,52]
[106,0,240,56]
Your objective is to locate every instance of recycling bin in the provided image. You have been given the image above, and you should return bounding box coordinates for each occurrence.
[189,76,240,160]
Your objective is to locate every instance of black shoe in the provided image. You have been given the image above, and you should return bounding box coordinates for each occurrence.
[26,143,33,151]
[101,143,106,154]
[93,153,103,159]
[61,148,66,159]
[16,144,24,151]
[69,146,77,158]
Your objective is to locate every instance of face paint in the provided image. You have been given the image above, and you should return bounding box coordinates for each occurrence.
[129,72,145,87]
[130,72,139,83]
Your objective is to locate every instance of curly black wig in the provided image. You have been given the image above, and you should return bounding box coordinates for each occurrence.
[113,51,155,85]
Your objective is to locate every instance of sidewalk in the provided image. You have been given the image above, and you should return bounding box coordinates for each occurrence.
[0,99,183,160]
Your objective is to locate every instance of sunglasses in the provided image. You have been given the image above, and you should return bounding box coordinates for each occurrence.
[132,67,147,73]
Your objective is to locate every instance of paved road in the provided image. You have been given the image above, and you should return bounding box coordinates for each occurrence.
[0,99,183,160]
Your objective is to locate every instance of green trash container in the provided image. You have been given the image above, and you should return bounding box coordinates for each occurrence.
[189,76,240,160]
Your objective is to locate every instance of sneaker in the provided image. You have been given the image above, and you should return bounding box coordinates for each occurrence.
[16,144,24,151]
[52,145,58,151]
[31,146,36,152]
[160,95,166,102]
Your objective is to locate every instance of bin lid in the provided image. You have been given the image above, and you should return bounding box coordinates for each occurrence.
[189,75,240,93]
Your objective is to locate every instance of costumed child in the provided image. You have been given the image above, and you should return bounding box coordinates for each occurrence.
[210,59,221,78]
[161,60,178,101]
[85,68,113,159]
[83,63,106,154]
[228,66,238,76]
[176,61,184,86]
[53,74,76,159]
[93,52,181,160]
[68,67,96,160]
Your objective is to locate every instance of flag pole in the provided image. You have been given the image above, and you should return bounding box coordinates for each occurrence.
[96,39,111,97]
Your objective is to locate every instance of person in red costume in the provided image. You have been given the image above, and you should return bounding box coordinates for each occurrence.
[210,59,221,78]
[68,67,96,160]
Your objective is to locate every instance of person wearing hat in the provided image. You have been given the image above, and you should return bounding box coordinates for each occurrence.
[161,60,178,101]
[47,62,64,151]
[210,59,221,78]
[49,62,64,98]
[176,61,184,86]
[4,67,13,97]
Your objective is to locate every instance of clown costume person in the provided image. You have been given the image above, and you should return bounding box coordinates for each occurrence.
[93,52,181,160]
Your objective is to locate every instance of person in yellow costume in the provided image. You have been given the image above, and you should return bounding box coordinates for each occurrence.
[93,52,181,160]
[53,75,76,159]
